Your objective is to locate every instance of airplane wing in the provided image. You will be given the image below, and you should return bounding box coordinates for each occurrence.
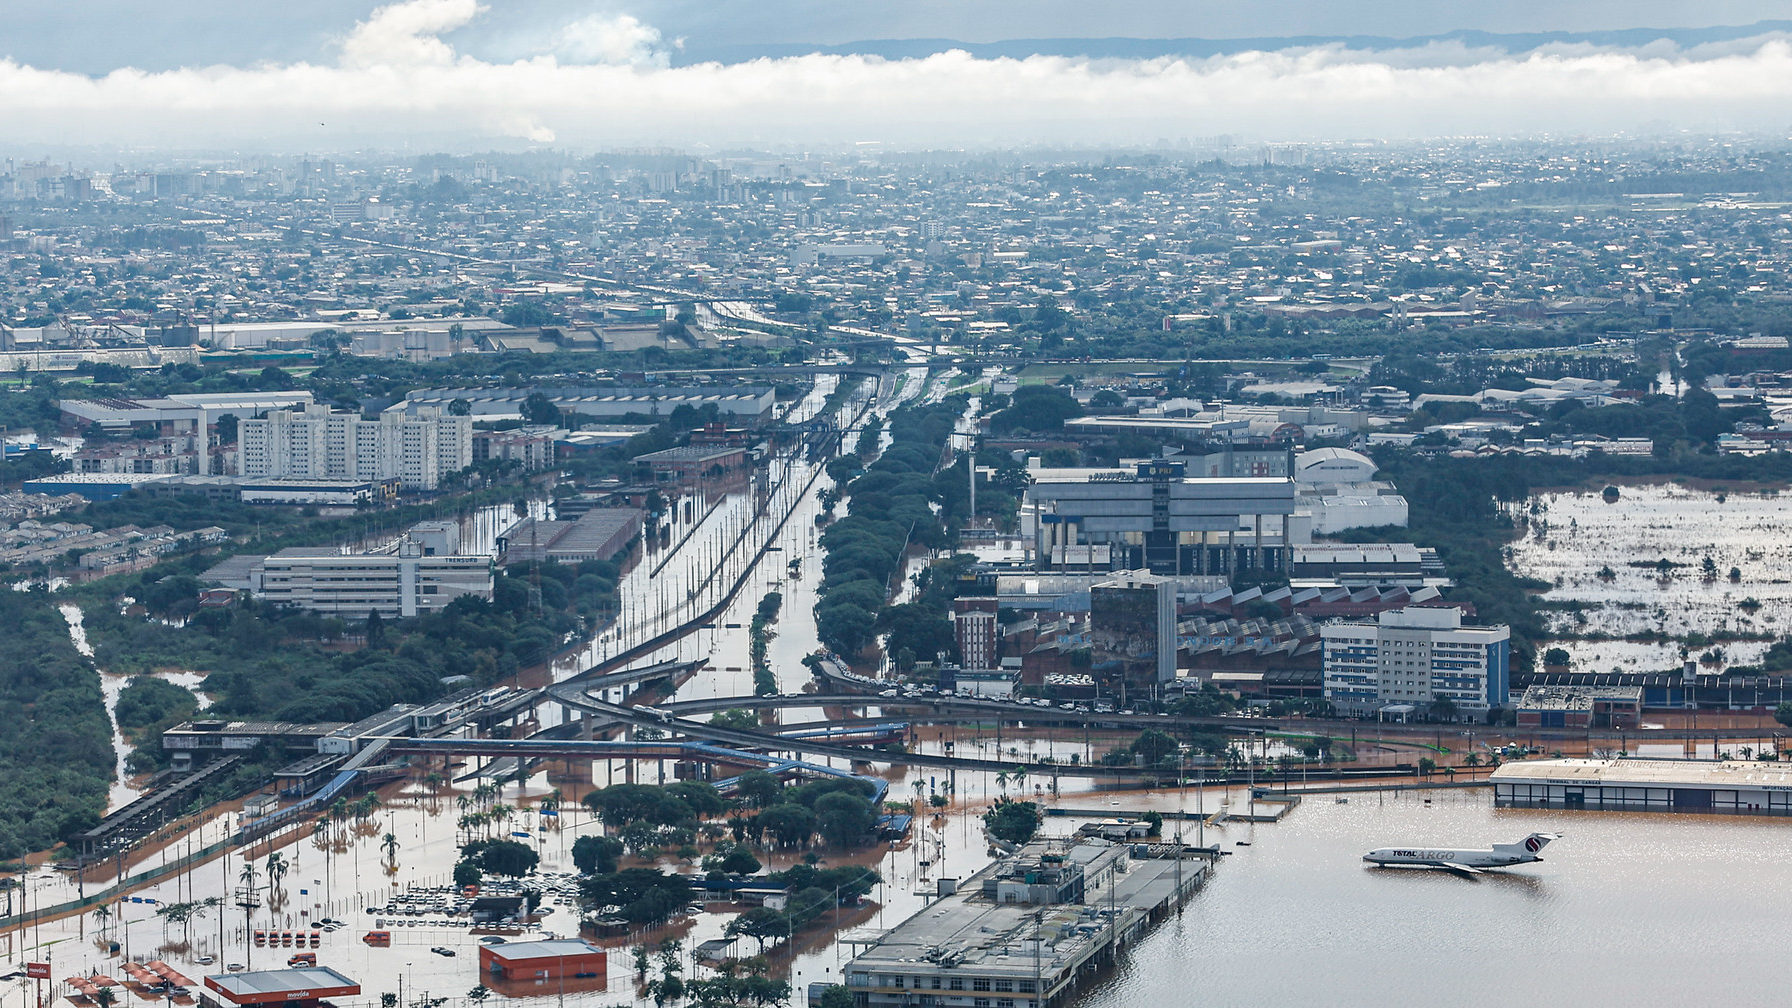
[1439,862,1483,876]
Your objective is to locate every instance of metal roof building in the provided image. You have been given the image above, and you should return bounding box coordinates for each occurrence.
[203,966,360,1007]
[1493,757,1792,815]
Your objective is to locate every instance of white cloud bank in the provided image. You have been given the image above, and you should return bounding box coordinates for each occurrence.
[2,0,1790,149]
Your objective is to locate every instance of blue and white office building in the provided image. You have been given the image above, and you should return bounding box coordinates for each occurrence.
[1321,606,1510,718]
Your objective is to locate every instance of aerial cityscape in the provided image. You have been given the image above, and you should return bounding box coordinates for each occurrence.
[3,3,1792,1007]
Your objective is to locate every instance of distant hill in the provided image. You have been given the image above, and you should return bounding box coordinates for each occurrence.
[673,20,1792,66]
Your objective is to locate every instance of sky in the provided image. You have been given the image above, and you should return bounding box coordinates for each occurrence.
[2,1,1791,151]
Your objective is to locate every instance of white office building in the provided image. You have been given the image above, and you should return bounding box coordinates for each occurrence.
[1321,606,1510,718]
[248,523,491,619]
[238,404,472,490]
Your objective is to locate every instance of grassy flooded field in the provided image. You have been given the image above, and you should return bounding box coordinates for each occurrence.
[1509,481,1790,675]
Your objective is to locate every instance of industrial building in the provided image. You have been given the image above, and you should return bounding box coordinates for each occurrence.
[632,444,752,490]
[1321,606,1510,718]
[497,509,643,565]
[1492,758,1792,815]
[21,471,187,501]
[240,522,492,619]
[1515,685,1642,729]
[137,475,402,506]
[1289,544,1439,587]
[478,939,608,981]
[391,385,777,424]
[59,391,314,436]
[1024,460,1298,576]
[1291,447,1409,534]
[844,838,1202,1008]
[238,403,473,491]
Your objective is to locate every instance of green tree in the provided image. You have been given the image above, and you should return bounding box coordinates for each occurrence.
[1131,729,1179,765]
[571,835,624,875]
[732,770,784,810]
[982,800,1041,844]
[756,804,817,847]
[814,792,875,847]
[521,392,562,426]
[719,845,762,876]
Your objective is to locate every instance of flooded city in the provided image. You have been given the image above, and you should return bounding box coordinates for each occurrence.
[6,55,1792,1008]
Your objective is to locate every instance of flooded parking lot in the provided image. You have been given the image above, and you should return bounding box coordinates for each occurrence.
[1509,482,1789,674]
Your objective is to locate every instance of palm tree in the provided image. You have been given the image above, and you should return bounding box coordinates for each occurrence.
[994,771,1008,794]
[330,796,352,844]
[265,851,289,910]
[92,904,111,936]
[92,986,116,1008]
[381,832,400,863]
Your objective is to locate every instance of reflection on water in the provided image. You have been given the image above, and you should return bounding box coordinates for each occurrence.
[1076,791,1792,1007]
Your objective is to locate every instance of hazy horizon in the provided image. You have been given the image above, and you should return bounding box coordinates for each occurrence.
[2,1,1790,152]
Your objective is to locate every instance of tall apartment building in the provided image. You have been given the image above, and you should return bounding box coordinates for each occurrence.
[1321,606,1510,718]
[247,522,491,619]
[473,426,558,472]
[238,404,472,490]
[1089,572,1178,688]
[952,596,999,672]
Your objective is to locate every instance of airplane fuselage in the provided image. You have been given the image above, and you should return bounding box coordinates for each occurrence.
[1363,847,1536,869]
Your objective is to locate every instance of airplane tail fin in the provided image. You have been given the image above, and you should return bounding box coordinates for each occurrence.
[1500,832,1562,854]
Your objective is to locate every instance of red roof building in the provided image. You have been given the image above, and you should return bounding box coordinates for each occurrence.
[202,966,360,1007]
[478,939,607,982]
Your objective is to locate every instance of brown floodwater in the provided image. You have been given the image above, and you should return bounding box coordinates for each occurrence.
[1073,789,1792,1007]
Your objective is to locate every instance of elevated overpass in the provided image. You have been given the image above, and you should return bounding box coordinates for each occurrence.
[544,679,1200,782]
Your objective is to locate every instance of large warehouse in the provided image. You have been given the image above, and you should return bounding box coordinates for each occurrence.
[1492,757,1792,815]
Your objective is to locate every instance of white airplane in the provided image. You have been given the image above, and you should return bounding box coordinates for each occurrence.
[1363,833,1562,875]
